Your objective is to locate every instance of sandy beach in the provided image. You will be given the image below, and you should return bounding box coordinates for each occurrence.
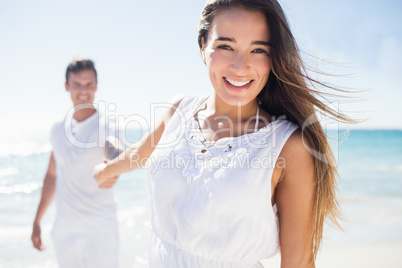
[261,195,402,268]
[261,242,402,268]
[1,194,402,268]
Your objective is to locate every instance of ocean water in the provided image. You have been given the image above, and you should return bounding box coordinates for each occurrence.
[0,129,401,267]
[334,129,402,198]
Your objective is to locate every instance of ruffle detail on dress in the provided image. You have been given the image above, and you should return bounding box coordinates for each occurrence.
[171,114,286,183]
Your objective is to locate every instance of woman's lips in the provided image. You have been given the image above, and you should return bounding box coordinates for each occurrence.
[224,77,253,91]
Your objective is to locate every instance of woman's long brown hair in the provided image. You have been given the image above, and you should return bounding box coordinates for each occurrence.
[198,0,356,259]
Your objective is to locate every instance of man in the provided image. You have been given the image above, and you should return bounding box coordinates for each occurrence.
[31,58,123,268]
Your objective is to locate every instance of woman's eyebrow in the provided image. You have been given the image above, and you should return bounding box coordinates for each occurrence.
[216,36,235,42]
[252,40,272,46]
[215,37,271,47]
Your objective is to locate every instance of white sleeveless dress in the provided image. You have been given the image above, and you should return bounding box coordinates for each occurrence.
[145,96,298,268]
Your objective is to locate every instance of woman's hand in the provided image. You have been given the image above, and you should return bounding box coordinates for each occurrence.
[94,162,119,189]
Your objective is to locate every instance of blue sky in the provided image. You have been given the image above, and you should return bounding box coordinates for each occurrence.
[1,0,401,142]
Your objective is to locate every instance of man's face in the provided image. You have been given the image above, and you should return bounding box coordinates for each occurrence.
[65,70,97,107]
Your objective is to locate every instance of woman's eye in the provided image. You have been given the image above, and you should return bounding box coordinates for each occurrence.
[252,48,269,54]
[217,45,232,50]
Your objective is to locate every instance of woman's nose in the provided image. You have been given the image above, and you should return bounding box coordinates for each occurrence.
[230,52,249,74]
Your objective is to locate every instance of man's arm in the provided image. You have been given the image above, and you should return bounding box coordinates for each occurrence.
[31,152,57,251]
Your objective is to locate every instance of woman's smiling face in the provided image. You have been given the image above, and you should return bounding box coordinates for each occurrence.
[201,8,272,107]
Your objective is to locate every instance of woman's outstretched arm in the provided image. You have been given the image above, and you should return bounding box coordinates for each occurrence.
[94,95,185,188]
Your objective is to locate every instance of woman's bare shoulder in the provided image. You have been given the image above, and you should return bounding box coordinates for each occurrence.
[279,129,314,183]
[281,129,313,162]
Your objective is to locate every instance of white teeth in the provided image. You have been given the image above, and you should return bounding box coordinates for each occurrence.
[225,78,252,87]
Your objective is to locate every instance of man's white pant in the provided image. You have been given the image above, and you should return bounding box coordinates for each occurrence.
[51,229,119,268]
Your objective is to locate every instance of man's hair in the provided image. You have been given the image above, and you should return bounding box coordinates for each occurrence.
[65,58,97,83]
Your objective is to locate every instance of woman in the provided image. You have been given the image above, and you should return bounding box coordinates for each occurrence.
[95,0,352,267]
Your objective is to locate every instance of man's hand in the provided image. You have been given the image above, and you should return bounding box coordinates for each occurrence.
[31,222,45,251]
[99,175,119,189]
[93,162,119,189]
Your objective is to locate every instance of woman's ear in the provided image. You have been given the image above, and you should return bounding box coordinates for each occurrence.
[201,37,207,64]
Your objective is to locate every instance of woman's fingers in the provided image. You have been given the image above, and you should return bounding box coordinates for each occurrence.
[99,176,119,189]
